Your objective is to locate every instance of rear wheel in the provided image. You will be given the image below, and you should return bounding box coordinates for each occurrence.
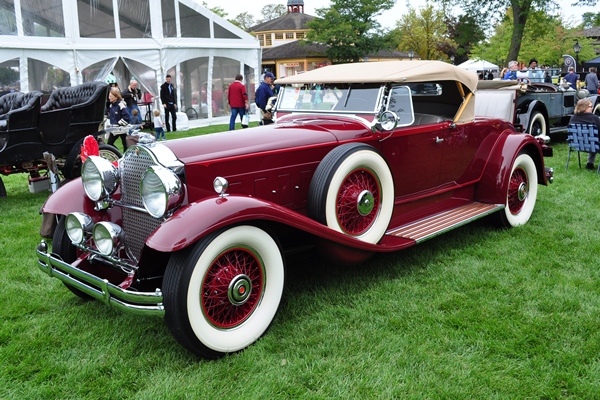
[63,142,122,180]
[163,225,284,359]
[307,143,394,244]
[498,153,538,227]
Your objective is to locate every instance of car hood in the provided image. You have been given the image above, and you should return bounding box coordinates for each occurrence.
[162,116,371,164]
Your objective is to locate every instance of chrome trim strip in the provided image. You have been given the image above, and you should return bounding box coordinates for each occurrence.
[36,241,164,317]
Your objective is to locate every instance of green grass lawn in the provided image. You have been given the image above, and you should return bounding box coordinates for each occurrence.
[2,130,600,398]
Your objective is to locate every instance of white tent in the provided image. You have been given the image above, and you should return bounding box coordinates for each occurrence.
[0,0,261,124]
[457,59,500,72]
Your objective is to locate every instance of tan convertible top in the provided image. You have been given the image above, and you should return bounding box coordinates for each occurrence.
[276,60,479,124]
[275,60,479,94]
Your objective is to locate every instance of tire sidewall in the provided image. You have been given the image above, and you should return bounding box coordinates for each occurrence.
[322,148,394,243]
[503,153,538,226]
[528,112,546,137]
[184,225,284,353]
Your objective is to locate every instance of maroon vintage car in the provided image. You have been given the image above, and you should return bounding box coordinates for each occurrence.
[36,61,553,358]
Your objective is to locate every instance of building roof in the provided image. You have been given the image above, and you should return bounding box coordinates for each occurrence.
[262,39,410,61]
[262,40,327,60]
[249,12,315,32]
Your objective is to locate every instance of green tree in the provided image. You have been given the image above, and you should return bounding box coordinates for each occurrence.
[393,4,454,61]
[581,12,600,28]
[305,0,394,63]
[202,2,227,18]
[0,67,19,86]
[437,0,598,63]
[230,12,255,30]
[441,13,484,64]
[257,4,286,23]
[471,9,596,69]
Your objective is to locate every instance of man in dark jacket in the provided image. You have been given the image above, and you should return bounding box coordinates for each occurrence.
[160,75,177,132]
[255,72,275,125]
[121,79,141,116]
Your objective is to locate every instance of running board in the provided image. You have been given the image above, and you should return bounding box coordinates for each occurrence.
[386,202,504,243]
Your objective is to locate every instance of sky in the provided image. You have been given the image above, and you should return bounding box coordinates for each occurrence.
[207,0,598,29]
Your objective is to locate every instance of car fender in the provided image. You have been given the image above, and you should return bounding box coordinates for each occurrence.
[42,178,122,221]
[475,132,545,205]
[517,99,547,132]
[145,195,394,253]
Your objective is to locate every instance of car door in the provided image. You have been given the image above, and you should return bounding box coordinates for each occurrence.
[379,86,443,198]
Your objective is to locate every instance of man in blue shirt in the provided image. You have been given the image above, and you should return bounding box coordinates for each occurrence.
[563,67,579,90]
[503,61,519,80]
[255,72,275,125]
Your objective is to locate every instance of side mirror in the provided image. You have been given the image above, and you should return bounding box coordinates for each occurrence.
[371,110,398,133]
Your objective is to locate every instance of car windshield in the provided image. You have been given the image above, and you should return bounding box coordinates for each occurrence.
[277,83,382,113]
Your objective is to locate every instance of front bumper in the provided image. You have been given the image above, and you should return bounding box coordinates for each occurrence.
[36,240,165,317]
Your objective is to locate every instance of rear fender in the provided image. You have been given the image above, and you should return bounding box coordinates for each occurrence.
[475,133,546,204]
[517,99,547,131]
[146,195,388,253]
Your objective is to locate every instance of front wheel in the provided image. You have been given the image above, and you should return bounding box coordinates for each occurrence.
[163,225,284,359]
[52,216,92,300]
[527,111,547,137]
[498,153,538,227]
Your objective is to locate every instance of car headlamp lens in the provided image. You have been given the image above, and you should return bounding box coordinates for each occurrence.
[213,176,229,196]
[141,166,183,218]
[65,212,93,244]
[81,156,119,201]
[93,221,122,256]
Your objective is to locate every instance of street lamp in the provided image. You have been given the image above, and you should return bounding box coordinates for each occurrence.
[408,49,414,61]
[573,40,581,71]
[450,55,455,65]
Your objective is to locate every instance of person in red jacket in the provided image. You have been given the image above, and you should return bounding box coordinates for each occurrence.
[228,74,249,130]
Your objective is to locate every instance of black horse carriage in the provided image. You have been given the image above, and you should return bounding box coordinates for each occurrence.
[0,81,121,197]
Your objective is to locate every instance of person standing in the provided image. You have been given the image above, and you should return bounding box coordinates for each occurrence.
[585,67,599,95]
[106,88,130,150]
[160,74,177,132]
[569,98,600,170]
[564,67,579,89]
[228,74,249,130]
[122,79,141,116]
[255,72,275,125]
[153,110,166,141]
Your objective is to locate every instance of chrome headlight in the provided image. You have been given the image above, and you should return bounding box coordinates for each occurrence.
[81,156,119,201]
[213,176,229,197]
[93,221,123,256]
[140,165,183,218]
[65,212,93,244]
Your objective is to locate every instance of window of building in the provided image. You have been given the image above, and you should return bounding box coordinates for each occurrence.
[265,34,272,46]
[79,0,115,38]
[285,32,294,40]
[179,2,210,38]
[258,34,264,46]
[275,33,283,40]
[118,0,151,38]
[296,32,304,39]
[22,0,65,37]
[161,0,176,38]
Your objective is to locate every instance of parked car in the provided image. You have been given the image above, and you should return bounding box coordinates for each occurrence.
[0,81,121,197]
[36,61,553,359]
[476,79,600,137]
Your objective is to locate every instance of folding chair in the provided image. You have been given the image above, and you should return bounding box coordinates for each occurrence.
[566,123,600,174]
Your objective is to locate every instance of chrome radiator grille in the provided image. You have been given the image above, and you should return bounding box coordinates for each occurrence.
[120,147,162,262]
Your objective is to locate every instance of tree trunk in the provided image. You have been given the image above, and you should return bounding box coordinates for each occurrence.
[507,0,532,63]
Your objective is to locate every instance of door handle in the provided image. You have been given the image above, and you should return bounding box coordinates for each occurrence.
[435,136,444,143]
